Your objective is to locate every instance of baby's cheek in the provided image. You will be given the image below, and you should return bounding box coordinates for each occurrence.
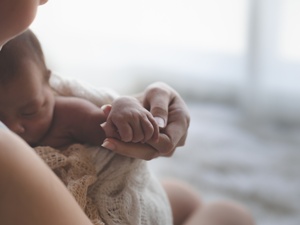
[28,119,48,136]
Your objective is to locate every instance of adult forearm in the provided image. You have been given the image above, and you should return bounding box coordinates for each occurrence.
[0,130,93,225]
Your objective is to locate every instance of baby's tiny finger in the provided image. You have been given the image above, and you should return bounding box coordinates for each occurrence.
[147,114,159,141]
[116,123,133,142]
[141,118,155,142]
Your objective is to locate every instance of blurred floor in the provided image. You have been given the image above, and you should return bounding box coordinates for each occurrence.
[149,102,300,225]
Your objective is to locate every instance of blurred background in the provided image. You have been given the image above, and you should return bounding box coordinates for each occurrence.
[30,0,300,224]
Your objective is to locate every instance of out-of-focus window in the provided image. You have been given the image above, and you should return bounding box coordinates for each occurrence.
[30,0,300,121]
[279,0,300,62]
[30,0,248,95]
[243,0,300,123]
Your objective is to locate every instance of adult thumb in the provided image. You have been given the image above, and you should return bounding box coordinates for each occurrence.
[146,93,169,128]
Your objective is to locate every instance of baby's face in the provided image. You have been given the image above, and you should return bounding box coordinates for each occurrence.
[0,59,55,146]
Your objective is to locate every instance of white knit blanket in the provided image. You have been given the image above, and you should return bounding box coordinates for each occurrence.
[36,73,173,225]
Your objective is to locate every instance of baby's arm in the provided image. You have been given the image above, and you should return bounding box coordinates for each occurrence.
[101,96,159,143]
[51,96,107,147]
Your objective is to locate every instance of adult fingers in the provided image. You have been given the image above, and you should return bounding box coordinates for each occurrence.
[143,83,171,128]
[147,122,184,157]
[101,138,159,160]
[148,101,190,156]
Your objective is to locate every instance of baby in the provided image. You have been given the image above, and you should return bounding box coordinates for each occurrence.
[0,29,172,225]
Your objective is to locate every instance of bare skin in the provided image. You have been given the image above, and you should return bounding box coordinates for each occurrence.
[162,179,255,225]
[0,0,47,47]
[0,129,93,225]
[0,0,190,160]
[0,57,158,149]
[0,1,254,224]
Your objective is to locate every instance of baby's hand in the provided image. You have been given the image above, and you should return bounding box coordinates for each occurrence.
[101,97,159,143]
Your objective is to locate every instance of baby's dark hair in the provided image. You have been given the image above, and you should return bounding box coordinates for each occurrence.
[0,29,49,84]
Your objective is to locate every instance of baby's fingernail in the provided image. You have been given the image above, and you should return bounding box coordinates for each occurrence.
[102,140,115,150]
[101,104,112,114]
[154,117,165,127]
[101,104,109,110]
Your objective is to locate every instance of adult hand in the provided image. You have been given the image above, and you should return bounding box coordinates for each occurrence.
[102,82,190,160]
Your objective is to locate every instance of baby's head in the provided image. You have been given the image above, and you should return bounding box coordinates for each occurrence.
[0,29,49,84]
[0,29,55,146]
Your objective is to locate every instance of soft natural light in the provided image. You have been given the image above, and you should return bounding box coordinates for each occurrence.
[29,0,249,94]
[279,0,300,62]
[29,0,300,104]
[31,0,246,53]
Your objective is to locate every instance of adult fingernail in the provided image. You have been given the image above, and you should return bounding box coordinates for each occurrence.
[154,117,165,127]
[102,140,115,150]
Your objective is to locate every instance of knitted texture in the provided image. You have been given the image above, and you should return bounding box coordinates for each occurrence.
[35,145,105,225]
[35,144,173,225]
[44,73,172,225]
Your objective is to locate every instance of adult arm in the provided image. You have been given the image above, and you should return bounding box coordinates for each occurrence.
[0,129,93,225]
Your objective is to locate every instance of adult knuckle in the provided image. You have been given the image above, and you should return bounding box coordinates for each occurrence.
[146,84,170,97]
[161,142,175,154]
[144,152,157,161]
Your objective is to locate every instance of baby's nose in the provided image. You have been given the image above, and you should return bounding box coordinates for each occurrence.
[8,122,25,135]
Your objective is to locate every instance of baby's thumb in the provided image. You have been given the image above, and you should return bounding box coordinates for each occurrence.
[101,104,112,118]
